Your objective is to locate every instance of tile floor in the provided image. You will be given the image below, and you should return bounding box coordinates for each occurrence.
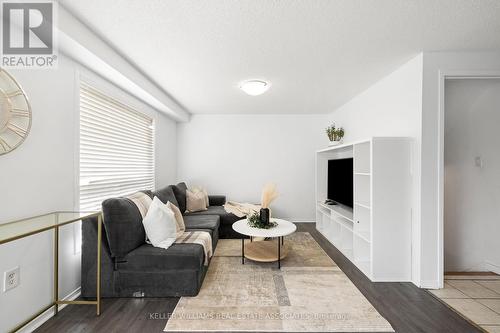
[429,274,500,332]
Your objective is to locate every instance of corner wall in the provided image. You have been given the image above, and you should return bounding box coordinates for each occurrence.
[177,114,326,222]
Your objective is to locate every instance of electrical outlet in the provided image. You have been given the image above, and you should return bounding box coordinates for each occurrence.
[3,266,20,292]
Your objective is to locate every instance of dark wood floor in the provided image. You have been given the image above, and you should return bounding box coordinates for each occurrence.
[35,223,479,333]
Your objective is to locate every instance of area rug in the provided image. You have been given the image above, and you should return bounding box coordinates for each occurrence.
[164,232,394,332]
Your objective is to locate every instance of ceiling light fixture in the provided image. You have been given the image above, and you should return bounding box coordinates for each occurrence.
[239,80,270,96]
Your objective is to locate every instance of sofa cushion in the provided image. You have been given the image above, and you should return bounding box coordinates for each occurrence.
[184,214,220,231]
[118,243,204,271]
[102,197,145,259]
[184,215,220,249]
[184,206,241,226]
[208,195,226,206]
[173,182,188,213]
[151,185,179,208]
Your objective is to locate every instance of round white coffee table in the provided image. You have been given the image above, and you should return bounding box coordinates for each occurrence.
[232,218,297,269]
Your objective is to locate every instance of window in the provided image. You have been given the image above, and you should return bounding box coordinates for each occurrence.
[79,81,155,211]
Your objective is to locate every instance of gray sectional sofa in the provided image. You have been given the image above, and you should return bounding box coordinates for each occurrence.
[81,182,241,298]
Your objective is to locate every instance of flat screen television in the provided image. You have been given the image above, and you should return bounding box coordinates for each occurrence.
[327,158,353,207]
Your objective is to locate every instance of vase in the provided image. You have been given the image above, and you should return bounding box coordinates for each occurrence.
[329,140,342,146]
[259,208,270,225]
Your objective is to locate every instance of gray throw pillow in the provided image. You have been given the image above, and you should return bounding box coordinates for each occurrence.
[172,182,188,213]
[151,185,179,208]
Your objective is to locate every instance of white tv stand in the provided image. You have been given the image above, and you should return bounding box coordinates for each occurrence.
[316,137,412,282]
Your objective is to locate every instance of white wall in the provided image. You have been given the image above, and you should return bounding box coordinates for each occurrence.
[0,56,77,333]
[420,51,500,288]
[177,114,326,221]
[155,112,178,189]
[444,79,500,273]
[326,54,423,285]
[0,55,177,332]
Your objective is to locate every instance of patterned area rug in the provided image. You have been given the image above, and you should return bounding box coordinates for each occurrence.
[165,232,394,332]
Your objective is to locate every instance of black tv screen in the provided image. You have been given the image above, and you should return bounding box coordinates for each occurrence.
[327,158,353,207]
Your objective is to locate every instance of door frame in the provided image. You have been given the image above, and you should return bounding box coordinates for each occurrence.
[437,71,500,288]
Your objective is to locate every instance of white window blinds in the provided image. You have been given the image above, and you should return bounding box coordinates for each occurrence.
[79,81,155,211]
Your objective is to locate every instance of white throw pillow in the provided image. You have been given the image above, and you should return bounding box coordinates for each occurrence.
[141,197,177,249]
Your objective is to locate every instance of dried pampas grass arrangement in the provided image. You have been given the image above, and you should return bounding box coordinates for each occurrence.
[261,183,278,209]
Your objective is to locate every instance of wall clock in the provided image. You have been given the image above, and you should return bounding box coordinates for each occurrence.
[0,69,31,155]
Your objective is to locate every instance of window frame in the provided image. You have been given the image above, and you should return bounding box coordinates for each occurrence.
[76,74,156,211]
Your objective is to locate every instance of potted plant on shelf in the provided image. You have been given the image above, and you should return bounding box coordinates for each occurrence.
[325,123,345,146]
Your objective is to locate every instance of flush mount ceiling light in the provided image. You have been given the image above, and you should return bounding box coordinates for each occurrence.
[239,80,270,96]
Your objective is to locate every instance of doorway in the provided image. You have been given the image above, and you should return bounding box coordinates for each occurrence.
[444,78,500,275]
[433,78,500,332]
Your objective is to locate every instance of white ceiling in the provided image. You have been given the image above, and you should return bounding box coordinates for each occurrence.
[60,0,500,115]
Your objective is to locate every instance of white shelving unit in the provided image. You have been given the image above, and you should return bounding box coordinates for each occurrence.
[315,137,412,282]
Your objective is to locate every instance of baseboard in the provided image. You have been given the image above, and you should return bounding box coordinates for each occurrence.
[420,280,440,289]
[371,277,412,283]
[423,261,500,291]
[485,261,500,275]
[18,287,81,333]
[290,219,315,223]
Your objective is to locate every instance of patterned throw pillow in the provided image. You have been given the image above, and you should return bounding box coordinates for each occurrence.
[186,189,208,212]
[202,189,209,207]
[191,186,209,208]
[167,201,186,238]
